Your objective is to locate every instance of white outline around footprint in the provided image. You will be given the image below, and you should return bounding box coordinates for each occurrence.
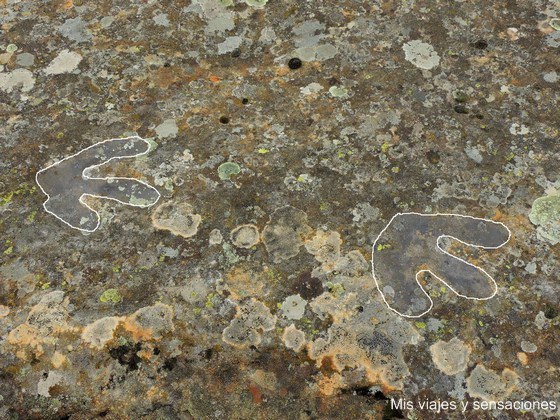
[35,136,161,233]
[371,212,512,318]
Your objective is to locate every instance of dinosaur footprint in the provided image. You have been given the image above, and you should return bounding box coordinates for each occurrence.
[36,136,160,232]
[371,213,511,318]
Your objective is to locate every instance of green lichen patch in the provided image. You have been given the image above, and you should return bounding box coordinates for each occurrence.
[99,288,122,304]
[328,85,349,98]
[529,194,560,245]
[218,162,241,180]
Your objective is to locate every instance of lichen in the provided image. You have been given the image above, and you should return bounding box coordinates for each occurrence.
[245,0,268,8]
[218,162,241,180]
[222,299,277,348]
[466,365,518,401]
[262,206,312,263]
[282,324,306,352]
[230,224,260,249]
[152,202,202,239]
[529,194,560,245]
[99,288,122,304]
[429,338,470,375]
[281,294,307,320]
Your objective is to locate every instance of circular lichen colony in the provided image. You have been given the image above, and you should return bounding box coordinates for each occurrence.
[217,162,241,180]
[230,224,260,248]
[151,201,202,239]
[529,194,560,245]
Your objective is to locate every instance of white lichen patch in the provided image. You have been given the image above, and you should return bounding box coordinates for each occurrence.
[282,324,306,352]
[0,68,35,93]
[209,228,224,245]
[44,50,82,75]
[429,337,470,375]
[245,0,268,9]
[263,206,312,263]
[222,299,277,348]
[126,303,174,340]
[305,230,341,273]
[37,371,64,397]
[466,365,519,401]
[301,82,323,95]
[520,340,537,353]
[230,224,260,249]
[281,294,307,320]
[155,118,179,138]
[402,40,440,70]
[509,123,530,135]
[81,316,120,350]
[152,202,202,239]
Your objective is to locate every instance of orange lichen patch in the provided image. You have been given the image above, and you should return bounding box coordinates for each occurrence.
[122,319,154,342]
[81,316,121,350]
[137,347,154,361]
[517,352,528,365]
[209,74,221,83]
[146,385,168,402]
[7,324,44,359]
[61,0,73,10]
[316,372,346,396]
[248,384,263,404]
[309,325,406,392]
[82,304,173,349]
[51,351,68,369]
[275,66,291,77]
[151,66,201,89]
[250,369,278,392]
[225,266,265,300]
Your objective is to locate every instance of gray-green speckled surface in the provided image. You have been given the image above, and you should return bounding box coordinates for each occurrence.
[0,0,559,418]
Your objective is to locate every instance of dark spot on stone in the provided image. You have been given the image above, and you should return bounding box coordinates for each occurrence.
[219,116,230,124]
[109,343,142,372]
[454,104,468,114]
[474,39,488,49]
[357,306,364,313]
[374,390,389,400]
[201,348,214,360]
[163,62,170,67]
[475,113,484,119]
[162,357,177,371]
[544,305,558,319]
[288,57,302,70]
[426,150,440,164]
[454,91,468,103]
[353,387,373,396]
[98,411,109,417]
[328,77,339,86]
[231,48,241,58]
[292,272,323,300]
[242,98,249,104]
[153,347,160,355]
[383,403,404,420]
